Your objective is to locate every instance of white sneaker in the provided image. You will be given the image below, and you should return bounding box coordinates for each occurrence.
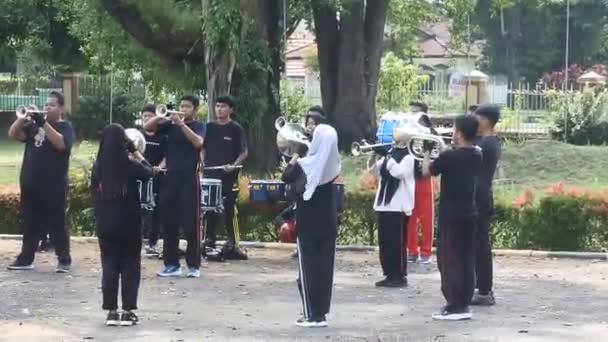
[187,267,201,278]
[295,317,328,328]
[432,306,472,321]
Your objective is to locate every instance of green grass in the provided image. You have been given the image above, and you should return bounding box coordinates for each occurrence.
[1,139,607,199]
[0,140,98,185]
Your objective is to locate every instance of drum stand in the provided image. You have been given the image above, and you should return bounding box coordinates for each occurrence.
[200,202,225,261]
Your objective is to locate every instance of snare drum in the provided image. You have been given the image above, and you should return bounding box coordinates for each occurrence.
[137,178,156,210]
[249,180,287,204]
[200,178,223,211]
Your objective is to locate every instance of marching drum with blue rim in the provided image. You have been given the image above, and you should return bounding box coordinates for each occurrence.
[137,178,156,210]
[248,180,287,204]
[200,178,223,211]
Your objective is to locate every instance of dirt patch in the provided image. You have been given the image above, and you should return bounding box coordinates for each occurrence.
[0,239,607,342]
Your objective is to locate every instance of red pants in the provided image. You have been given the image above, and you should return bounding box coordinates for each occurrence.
[405,177,434,257]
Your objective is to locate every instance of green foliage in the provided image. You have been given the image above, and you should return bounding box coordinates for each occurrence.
[493,193,608,252]
[385,0,439,58]
[377,53,429,112]
[71,87,142,140]
[279,79,311,121]
[546,87,608,145]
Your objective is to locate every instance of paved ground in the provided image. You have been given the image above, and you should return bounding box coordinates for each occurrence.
[0,239,607,342]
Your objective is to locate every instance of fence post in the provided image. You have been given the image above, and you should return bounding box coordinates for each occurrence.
[60,73,81,115]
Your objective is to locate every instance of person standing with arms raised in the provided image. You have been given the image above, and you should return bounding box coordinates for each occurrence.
[7,91,74,273]
[144,95,205,278]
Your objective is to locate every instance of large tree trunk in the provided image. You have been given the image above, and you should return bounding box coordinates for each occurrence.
[311,0,388,150]
[238,0,281,173]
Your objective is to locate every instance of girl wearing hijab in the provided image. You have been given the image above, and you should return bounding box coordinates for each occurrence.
[368,129,416,287]
[90,124,153,326]
[281,123,341,328]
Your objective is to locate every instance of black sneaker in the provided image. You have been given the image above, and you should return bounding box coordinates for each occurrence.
[120,311,139,326]
[55,262,71,273]
[375,277,407,288]
[143,245,160,257]
[37,239,54,253]
[432,305,472,321]
[471,291,496,306]
[224,246,248,260]
[7,260,34,270]
[105,311,120,326]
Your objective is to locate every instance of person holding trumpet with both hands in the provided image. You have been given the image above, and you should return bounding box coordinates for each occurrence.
[6,91,75,273]
[143,95,205,278]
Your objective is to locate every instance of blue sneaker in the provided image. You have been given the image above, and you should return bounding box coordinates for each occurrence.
[187,267,200,278]
[157,265,181,277]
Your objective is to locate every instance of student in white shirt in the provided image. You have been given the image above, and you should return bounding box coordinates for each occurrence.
[367,132,415,288]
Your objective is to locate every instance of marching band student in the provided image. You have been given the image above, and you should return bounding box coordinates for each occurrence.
[7,91,74,273]
[422,114,482,321]
[91,124,153,326]
[471,105,502,306]
[281,123,341,328]
[144,95,205,278]
[201,95,248,260]
[406,102,435,264]
[140,105,167,257]
[367,131,415,288]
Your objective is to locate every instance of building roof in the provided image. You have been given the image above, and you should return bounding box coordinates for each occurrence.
[416,21,483,58]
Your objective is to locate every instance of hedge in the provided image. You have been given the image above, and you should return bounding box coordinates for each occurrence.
[1,174,607,252]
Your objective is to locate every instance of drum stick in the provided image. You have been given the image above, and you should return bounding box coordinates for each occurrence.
[203,165,244,170]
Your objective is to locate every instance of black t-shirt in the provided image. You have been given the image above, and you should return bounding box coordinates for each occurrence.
[143,131,166,167]
[20,120,75,189]
[203,121,247,184]
[203,121,247,167]
[475,136,501,211]
[430,146,482,222]
[158,121,205,174]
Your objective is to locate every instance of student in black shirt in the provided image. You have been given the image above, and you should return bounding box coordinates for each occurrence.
[91,124,153,326]
[7,91,74,273]
[140,105,167,257]
[143,95,205,278]
[422,114,482,321]
[202,95,248,260]
[471,105,502,306]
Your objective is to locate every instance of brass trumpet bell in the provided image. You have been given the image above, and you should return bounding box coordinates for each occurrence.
[156,104,185,120]
[275,116,311,157]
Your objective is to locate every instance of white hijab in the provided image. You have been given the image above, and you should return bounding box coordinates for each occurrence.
[297,124,341,201]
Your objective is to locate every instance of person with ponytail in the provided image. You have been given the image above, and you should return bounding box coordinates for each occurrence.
[367,130,416,288]
[90,124,153,326]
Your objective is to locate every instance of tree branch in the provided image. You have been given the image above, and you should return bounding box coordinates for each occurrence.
[100,0,204,63]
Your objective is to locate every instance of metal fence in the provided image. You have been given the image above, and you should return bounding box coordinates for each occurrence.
[0,76,62,112]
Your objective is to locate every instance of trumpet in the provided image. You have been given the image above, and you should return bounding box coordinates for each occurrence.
[15,105,47,120]
[156,104,185,119]
[350,141,392,156]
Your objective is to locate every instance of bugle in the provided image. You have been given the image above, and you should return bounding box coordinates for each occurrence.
[156,104,185,119]
[15,105,47,120]
[350,141,392,156]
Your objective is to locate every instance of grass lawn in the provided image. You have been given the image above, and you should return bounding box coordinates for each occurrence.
[0,140,98,186]
[1,139,607,201]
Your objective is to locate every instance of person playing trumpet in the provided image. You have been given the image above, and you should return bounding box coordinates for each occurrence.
[6,91,75,273]
[143,95,205,278]
[367,128,416,288]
